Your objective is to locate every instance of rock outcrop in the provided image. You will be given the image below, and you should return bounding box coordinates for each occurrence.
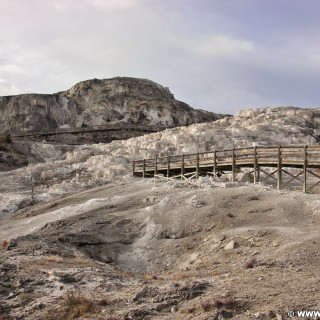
[0,77,224,134]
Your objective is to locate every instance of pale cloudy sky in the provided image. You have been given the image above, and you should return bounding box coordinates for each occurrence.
[0,0,319,114]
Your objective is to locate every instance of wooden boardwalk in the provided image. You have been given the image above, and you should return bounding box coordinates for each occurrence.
[132,145,320,193]
[11,124,162,138]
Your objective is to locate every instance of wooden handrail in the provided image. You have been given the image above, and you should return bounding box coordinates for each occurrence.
[133,145,320,192]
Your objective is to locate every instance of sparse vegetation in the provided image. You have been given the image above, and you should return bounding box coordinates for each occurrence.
[0,134,12,144]
[247,195,260,201]
[1,240,8,249]
[244,258,257,269]
[0,144,10,152]
[200,301,213,311]
[97,297,109,306]
[186,306,197,313]
[46,255,64,263]
[214,297,238,309]
[49,291,96,320]
[200,296,239,312]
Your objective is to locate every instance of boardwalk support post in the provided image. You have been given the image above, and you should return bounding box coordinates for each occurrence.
[213,150,217,177]
[232,149,236,182]
[277,146,282,190]
[142,159,146,178]
[181,154,184,180]
[303,145,307,193]
[253,146,257,184]
[196,153,199,179]
[132,160,135,176]
[155,156,158,176]
[167,155,170,179]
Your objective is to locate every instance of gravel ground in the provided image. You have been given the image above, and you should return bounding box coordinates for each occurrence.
[1,177,319,319]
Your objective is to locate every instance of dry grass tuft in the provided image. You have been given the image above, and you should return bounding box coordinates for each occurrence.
[244,258,257,269]
[144,273,156,281]
[221,297,238,309]
[46,290,96,320]
[46,255,64,263]
[201,296,239,312]
[200,301,213,311]
[247,195,260,201]
[186,306,197,313]
[97,297,109,306]
[1,240,9,249]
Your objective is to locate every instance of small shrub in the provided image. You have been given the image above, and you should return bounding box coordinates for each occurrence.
[221,297,238,309]
[1,240,8,249]
[200,295,240,313]
[0,134,11,144]
[0,144,9,152]
[247,195,260,201]
[187,307,196,313]
[144,274,155,281]
[57,291,96,320]
[214,297,239,309]
[244,258,257,269]
[46,255,64,263]
[200,301,213,311]
[97,298,109,306]
[213,299,224,308]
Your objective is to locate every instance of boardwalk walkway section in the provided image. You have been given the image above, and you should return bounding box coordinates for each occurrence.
[133,145,320,193]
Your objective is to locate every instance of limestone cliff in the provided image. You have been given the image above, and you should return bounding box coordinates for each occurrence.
[0,77,224,134]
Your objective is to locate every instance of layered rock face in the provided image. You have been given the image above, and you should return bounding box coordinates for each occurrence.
[0,77,223,134]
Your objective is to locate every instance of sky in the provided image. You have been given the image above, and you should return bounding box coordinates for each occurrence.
[0,0,319,115]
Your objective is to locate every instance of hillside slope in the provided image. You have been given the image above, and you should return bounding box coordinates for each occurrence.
[1,106,320,215]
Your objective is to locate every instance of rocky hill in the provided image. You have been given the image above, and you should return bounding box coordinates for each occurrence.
[0,77,224,135]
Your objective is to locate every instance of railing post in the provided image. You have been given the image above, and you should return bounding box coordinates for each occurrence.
[277,146,282,190]
[154,156,158,176]
[253,146,257,183]
[213,150,217,177]
[132,160,135,176]
[142,159,146,178]
[303,145,307,193]
[232,148,236,182]
[181,154,184,180]
[196,153,199,179]
[167,155,170,179]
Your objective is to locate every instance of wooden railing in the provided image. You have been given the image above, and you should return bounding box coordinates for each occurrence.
[11,124,164,138]
[133,145,320,192]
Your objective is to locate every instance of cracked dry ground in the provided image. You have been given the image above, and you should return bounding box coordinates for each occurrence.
[0,178,320,319]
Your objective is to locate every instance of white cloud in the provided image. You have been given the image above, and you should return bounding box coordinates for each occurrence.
[0,64,23,74]
[89,0,141,9]
[0,78,19,95]
[192,35,254,58]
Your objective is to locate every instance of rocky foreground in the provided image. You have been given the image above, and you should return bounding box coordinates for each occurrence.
[0,177,319,319]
